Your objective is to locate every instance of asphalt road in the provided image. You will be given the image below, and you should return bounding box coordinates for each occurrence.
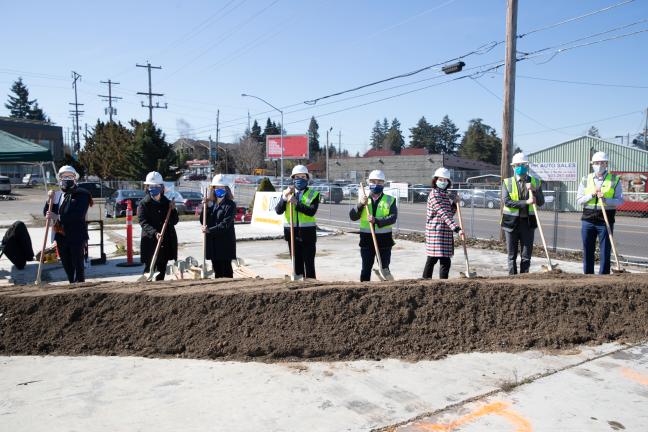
[315,201,648,262]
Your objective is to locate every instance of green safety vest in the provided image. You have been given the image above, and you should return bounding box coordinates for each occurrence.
[502,176,541,218]
[583,173,619,210]
[284,188,319,227]
[360,194,395,234]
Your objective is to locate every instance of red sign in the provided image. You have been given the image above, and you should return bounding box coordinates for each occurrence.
[266,134,309,160]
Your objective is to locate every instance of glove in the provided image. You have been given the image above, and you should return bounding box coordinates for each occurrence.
[46,211,59,222]
[357,195,368,206]
[453,226,461,233]
[282,187,293,201]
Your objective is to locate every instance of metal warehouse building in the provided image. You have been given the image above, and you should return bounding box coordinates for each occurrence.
[528,136,648,212]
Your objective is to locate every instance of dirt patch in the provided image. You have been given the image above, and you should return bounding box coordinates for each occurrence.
[0,273,647,362]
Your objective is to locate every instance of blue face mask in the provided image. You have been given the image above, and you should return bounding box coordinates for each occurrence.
[149,187,162,197]
[214,188,226,198]
[369,184,384,194]
[514,165,528,176]
[294,178,308,191]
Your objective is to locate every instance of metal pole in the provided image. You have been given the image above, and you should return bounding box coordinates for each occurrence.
[147,64,153,123]
[108,80,113,123]
[280,110,284,189]
[208,135,213,179]
[326,129,329,185]
[644,107,648,149]
[216,109,220,176]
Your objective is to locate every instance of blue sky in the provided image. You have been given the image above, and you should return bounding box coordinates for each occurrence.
[2,0,647,155]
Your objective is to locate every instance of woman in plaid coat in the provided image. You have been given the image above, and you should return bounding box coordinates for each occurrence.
[423,167,463,279]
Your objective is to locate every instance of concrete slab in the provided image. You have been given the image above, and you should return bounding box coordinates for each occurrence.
[394,344,648,432]
[2,343,642,432]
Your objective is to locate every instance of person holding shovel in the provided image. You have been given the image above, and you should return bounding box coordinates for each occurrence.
[200,174,237,278]
[275,165,320,279]
[137,171,178,281]
[423,167,463,279]
[43,165,91,283]
[501,152,544,275]
[577,151,624,274]
[349,169,398,282]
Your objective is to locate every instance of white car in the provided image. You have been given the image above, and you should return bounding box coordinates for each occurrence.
[0,176,11,193]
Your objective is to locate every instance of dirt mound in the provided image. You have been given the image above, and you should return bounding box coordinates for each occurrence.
[1,274,647,362]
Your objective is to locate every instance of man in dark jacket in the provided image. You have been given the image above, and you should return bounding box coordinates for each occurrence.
[44,165,91,283]
[138,171,178,281]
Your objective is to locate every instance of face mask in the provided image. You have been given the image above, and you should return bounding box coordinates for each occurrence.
[369,184,384,194]
[437,180,448,189]
[592,164,605,175]
[59,179,75,192]
[214,189,226,198]
[514,165,528,176]
[149,187,162,197]
[294,178,308,191]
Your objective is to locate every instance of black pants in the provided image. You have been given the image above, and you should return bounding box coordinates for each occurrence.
[504,218,535,275]
[212,259,233,278]
[286,239,316,278]
[360,247,391,282]
[143,258,168,281]
[58,241,85,283]
[422,256,451,279]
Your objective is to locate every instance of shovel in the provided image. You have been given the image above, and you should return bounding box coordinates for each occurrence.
[198,199,213,279]
[359,182,393,281]
[527,184,559,272]
[455,200,477,278]
[138,204,173,282]
[35,192,54,285]
[286,198,304,281]
[599,198,626,274]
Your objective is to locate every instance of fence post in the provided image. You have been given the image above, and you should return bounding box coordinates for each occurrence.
[470,188,475,238]
[552,186,559,253]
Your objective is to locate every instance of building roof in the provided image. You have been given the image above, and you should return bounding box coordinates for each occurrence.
[363,149,395,157]
[0,130,53,162]
[400,148,428,156]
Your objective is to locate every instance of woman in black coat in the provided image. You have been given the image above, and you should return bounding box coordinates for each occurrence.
[138,171,179,281]
[200,174,237,278]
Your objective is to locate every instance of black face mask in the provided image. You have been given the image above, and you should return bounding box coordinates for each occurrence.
[60,179,76,192]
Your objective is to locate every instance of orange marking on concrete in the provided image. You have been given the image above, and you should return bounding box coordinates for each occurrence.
[411,401,532,432]
[620,367,648,386]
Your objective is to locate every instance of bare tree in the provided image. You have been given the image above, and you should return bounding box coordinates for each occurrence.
[235,135,264,174]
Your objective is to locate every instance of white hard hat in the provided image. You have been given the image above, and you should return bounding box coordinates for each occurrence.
[211,174,227,186]
[291,164,309,179]
[433,167,451,179]
[144,171,164,185]
[510,152,529,165]
[591,151,609,163]
[58,165,79,180]
[368,170,385,181]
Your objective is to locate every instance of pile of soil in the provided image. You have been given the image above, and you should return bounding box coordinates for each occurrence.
[1,273,647,362]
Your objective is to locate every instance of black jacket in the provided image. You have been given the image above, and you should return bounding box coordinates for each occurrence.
[43,187,91,246]
[200,198,237,261]
[137,194,179,264]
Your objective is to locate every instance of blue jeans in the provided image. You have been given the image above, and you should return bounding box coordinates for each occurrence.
[360,247,391,282]
[581,220,613,274]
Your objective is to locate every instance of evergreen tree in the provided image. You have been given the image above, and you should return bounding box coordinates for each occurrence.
[5,77,45,119]
[307,116,320,160]
[370,120,386,150]
[250,120,262,143]
[381,118,390,136]
[79,120,133,179]
[384,118,405,154]
[260,117,281,143]
[122,121,177,180]
[587,126,601,138]
[457,119,502,165]
[409,116,434,152]
[437,115,461,154]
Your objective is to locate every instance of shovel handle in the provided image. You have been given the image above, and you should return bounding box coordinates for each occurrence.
[36,194,54,285]
[528,188,554,268]
[148,204,173,280]
[455,201,471,272]
[598,199,623,272]
[359,182,384,269]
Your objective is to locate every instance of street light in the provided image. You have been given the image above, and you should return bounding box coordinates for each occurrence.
[326,126,333,185]
[241,93,284,188]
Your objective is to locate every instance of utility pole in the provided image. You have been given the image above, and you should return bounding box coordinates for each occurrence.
[99,79,122,123]
[247,110,251,131]
[338,130,342,156]
[69,71,84,153]
[326,127,333,184]
[208,135,213,179]
[644,108,647,149]
[216,110,221,174]
[136,62,167,123]
[499,0,518,241]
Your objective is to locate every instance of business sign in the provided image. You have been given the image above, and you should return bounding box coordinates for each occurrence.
[529,162,578,182]
[251,191,284,228]
[266,134,309,160]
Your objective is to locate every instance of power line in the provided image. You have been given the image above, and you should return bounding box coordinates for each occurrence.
[496,72,648,89]
[516,110,644,137]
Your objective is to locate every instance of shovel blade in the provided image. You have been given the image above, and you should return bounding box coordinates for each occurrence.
[541,264,560,273]
[460,271,477,278]
[611,268,626,274]
[138,271,160,282]
[373,267,393,281]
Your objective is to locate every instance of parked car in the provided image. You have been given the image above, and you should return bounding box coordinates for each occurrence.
[0,176,11,194]
[311,185,344,204]
[185,173,207,181]
[341,184,359,198]
[166,190,203,214]
[105,190,147,217]
[77,182,115,198]
[459,189,501,209]
[409,184,431,202]
[21,174,53,186]
[235,207,252,223]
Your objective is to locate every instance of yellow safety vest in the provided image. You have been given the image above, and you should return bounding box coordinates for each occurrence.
[583,173,619,210]
[283,188,319,227]
[360,194,395,234]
